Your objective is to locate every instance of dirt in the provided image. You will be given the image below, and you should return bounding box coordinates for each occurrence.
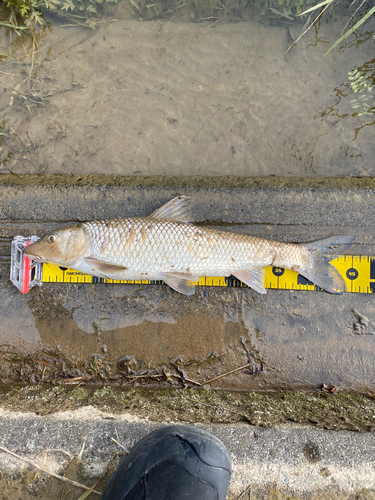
[1,10,374,177]
[0,456,111,500]
[3,173,375,189]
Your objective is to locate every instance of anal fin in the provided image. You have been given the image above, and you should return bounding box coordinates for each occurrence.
[160,272,199,295]
[233,269,267,294]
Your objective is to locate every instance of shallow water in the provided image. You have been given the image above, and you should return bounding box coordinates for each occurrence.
[0,2,374,176]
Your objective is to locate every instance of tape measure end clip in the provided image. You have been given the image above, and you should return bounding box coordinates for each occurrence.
[10,236,43,294]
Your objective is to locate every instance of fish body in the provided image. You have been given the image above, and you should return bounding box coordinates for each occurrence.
[24,196,355,295]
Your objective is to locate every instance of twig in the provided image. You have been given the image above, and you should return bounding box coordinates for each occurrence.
[200,363,252,385]
[169,359,201,386]
[168,372,202,386]
[77,438,86,461]
[184,377,201,386]
[126,373,163,380]
[62,376,85,383]
[110,437,129,454]
[0,445,102,495]
[285,2,330,55]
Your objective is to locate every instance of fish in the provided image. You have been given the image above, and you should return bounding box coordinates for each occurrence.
[24,195,355,295]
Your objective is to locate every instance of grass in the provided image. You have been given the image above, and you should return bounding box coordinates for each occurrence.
[296,0,375,56]
[1,0,374,55]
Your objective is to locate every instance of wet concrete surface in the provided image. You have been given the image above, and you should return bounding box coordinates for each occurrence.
[2,282,375,393]
[0,175,374,393]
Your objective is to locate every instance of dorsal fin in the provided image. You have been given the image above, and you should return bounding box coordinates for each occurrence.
[150,196,193,223]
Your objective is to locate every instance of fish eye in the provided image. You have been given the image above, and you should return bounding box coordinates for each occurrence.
[48,234,57,242]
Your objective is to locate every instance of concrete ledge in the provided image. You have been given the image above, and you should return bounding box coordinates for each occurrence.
[1,174,375,228]
[0,406,374,500]
[1,174,374,252]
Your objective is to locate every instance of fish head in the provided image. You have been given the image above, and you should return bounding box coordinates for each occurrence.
[24,223,88,267]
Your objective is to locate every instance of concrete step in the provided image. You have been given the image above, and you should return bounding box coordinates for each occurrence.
[0,404,374,499]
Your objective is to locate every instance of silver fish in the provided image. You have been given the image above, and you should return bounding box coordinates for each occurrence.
[24,195,355,295]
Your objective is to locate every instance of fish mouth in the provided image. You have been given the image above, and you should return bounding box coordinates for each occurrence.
[24,250,43,262]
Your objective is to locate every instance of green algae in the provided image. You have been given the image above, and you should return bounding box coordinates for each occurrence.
[2,173,375,190]
[1,385,375,431]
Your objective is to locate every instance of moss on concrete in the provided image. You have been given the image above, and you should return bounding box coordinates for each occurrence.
[1,173,375,190]
[1,385,375,431]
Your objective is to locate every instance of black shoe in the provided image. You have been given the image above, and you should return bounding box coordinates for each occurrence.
[101,425,232,500]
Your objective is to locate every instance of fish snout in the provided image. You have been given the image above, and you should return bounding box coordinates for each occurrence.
[24,248,42,261]
[24,243,45,262]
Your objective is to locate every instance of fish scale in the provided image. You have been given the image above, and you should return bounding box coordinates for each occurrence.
[82,218,287,277]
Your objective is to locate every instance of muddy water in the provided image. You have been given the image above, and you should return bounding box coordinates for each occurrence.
[1,269,375,394]
[0,5,374,176]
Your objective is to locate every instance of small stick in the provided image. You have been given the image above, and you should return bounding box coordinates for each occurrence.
[110,437,129,454]
[62,376,84,383]
[0,446,102,495]
[200,363,252,386]
[168,373,202,386]
[184,377,201,386]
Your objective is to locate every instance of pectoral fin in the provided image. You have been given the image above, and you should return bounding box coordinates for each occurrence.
[84,257,128,276]
[160,272,199,295]
[151,195,193,223]
[233,269,267,294]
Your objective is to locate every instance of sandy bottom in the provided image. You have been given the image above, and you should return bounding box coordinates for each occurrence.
[0,12,374,176]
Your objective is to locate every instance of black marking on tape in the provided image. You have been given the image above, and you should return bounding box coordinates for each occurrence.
[370,259,375,280]
[297,275,313,286]
[92,276,105,284]
[272,267,285,276]
[225,276,243,287]
[346,268,358,280]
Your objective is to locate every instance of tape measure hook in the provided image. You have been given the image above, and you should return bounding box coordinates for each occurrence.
[10,236,43,294]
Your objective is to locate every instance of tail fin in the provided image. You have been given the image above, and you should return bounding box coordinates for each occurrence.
[300,235,356,294]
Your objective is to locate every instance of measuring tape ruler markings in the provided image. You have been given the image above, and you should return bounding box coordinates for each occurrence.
[33,256,375,294]
[10,236,374,294]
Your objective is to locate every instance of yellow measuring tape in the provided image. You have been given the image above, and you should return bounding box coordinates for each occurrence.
[41,255,375,293]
